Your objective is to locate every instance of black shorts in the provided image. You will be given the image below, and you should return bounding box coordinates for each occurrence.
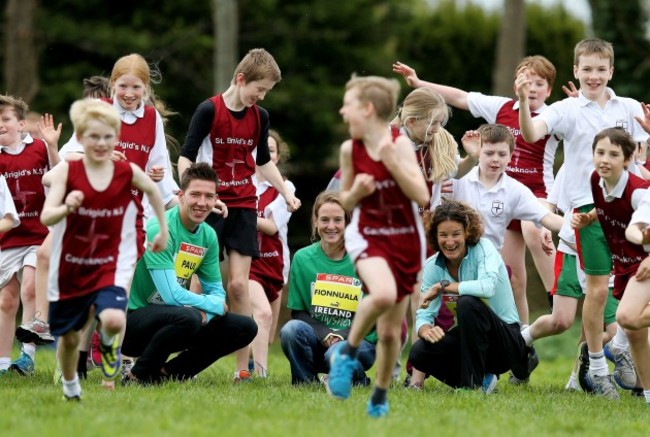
[205,208,259,261]
[49,286,128,336]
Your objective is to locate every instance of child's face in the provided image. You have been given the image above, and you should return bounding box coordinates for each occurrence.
[78,119,117,162]
[113,73,146,111]
[237,76,276,107]
[517,72,551,112]
[0,107,25,147]
[479,141,512,178]
[268,136,279,164]
[573,54,613,101]
[340,88,368,139]
[406,112,444,144]
[593,137,630,185]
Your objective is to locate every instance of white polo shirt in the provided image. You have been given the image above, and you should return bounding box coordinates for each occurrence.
[451,167,550,249]
[535,88,648,209]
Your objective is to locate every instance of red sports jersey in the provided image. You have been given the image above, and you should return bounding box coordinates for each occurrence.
[496,100,558,198]
[590,171,650,299]
[0,138,49,249]
[207,95,261,209]
[101,98,157,256]
[48,160,139,301]
[249,185,284,293]
[345,131,425,301]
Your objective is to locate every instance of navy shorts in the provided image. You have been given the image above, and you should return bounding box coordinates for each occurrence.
[49,286,128,336]
[205,208,259,261]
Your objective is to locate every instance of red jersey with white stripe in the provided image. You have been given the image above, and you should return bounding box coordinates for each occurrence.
[0,138,49,249]
[495,101,558,197]
[468,94,558,198]
[48,160,139,301]
[590,170,650,299]
[206,95,261,209]
[250,185,285,286]
[344,132,425,301]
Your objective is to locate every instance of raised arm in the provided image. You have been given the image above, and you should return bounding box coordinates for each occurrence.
[393,61,469,110]
[515,68,549,142]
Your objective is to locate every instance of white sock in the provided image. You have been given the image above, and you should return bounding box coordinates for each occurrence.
[520,326,534,347]
[22,343,36,360]
[611,326,629,350]
[99,329,116,348]
[0,357,10,371]
[588,350,608,377]
[62,375,81,398]
[644,389,650,404]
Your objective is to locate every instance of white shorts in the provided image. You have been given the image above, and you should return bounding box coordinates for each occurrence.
[0,246,37,288]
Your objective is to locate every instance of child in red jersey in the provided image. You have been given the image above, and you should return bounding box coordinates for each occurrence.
[248,129,295,377]
[572,127,650,399]
[179,48,301,379]
[42,98,168,400]
[0,95,61,376]
[326,76,429,417]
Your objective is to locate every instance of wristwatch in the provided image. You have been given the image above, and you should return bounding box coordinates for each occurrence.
[439,279,450,291]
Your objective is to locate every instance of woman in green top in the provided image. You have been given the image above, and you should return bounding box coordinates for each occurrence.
[280,192,376,385]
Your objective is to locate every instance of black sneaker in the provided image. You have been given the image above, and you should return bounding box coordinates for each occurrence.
[578,342,593,393]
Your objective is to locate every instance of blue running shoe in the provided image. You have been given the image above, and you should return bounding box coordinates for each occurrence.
[482,373,498,394]
[367,399,389,418]
[10,352,34,376]
[98,337,121,381]
[326,341,358,400]
[604,342,637,390]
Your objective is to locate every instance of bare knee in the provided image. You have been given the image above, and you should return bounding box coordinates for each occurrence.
[99,310,126,334]
[0,287,20,314]
[617,311,639,330]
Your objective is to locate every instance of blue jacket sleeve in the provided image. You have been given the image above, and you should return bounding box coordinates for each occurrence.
[415,256,443,333]
[149,269,226,319]
[457,240,500,298]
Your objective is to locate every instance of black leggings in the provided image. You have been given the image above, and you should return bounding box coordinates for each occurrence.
[409,295,527,389]
[122,305,257,381]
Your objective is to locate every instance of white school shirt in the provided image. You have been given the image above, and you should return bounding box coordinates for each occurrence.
[450,166,550,250]
[536,88,648,209]
[0,175,20,228]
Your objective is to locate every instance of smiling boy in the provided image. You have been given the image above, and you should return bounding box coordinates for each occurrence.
[517,38,649,399]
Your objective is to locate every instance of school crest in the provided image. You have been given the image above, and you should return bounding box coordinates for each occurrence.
[491,200,504,216]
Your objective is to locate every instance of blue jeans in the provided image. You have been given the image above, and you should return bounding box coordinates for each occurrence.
[280,319,376,385]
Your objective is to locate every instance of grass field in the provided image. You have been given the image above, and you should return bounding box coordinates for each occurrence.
[1,317,648,437]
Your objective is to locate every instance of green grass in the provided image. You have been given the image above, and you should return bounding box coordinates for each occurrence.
[1,318,648,437]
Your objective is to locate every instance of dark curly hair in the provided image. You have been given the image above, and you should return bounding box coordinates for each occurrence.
[424,199,484,253]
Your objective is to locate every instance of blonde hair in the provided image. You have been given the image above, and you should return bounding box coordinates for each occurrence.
[70,99,121,137]
[392,88,456,182]
[232,48,281,85]
[574,38,614,67]
[428,128,459,182]
[345,75,400,121]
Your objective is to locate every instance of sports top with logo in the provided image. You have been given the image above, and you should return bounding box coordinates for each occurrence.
[344,130,425,301]
[199,94,261,210]
[0,135,49,249]
[48,160,138,302]
[451,166,550,250]
[590,170,650,299]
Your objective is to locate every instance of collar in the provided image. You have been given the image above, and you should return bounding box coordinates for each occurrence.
[577,88,617,107]
[113,99,145,125]
[598,170,628,201]
[467,166,507,191]
[0,132,34,154]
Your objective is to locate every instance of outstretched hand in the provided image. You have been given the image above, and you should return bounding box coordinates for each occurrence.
[38,113,63,147]
[635,102,650,135]
[461,130,481,156]
[514,67,531,101]
[562,81,579,98]
[392,62,420,88]
[571,212,593,230]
